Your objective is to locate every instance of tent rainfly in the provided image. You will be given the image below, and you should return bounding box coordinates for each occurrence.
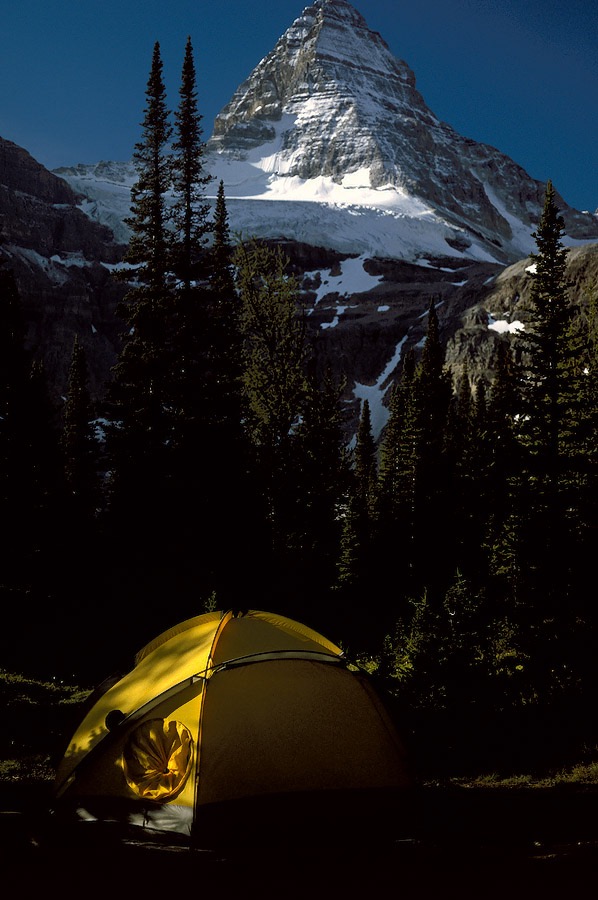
[53,609,415,848]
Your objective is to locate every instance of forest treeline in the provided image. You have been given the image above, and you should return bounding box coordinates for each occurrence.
[1,40,596,769]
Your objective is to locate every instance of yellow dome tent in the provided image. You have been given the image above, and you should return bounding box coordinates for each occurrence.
[53,609,415,849]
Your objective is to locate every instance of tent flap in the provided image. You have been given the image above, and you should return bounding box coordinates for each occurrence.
[122,718,193,801]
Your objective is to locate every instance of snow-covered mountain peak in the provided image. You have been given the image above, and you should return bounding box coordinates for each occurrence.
[203,0,598,263]
[283,0,412,82]
[53,0,598,265]
[208,0,425,180]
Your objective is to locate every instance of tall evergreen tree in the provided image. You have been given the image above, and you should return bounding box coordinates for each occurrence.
[205,182,243,445]
[22,357,65,582]
[235,239,309,453]
[101,42,179,649]
[565,283,598,600]
[354,398,378,515]
[61,335,99,522]
[520,180,573,471]
[292,366,350,634]
[211,180,234,298]
[408,300,453,600]
[377,348,416,506]
[167,174,249,610]
[446,365,486,580]
[361,303,452,639]
[0,261,62,577]
[335,396,379,646]
[561,283,598,691]
[54,335,105,675]
[122,41,173,294]
[0,257,29,508]
[106,42,175,516]
[234,238,311,603]
[201,181,242,435]
[102,42,253,633]
[171,35,212,291]
[483,339,525,602]
[517,181,575,621]
[370,349,419,628]
[0,262,65,670]
[0,257,32,597]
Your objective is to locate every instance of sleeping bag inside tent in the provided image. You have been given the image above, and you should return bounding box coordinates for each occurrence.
[53,609,415,848]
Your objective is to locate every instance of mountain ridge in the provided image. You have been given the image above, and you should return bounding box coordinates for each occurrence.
[52,0,598,268]
[1,0,597,440]
[0,136,126,401]
[203,0,598,264]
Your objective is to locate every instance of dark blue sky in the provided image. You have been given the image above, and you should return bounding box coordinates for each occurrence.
[1,0,596,212]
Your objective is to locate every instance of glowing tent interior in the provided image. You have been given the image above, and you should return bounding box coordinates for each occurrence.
[53,609,415,848]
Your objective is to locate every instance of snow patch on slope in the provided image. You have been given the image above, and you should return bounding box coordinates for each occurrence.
[306,254,383,306]
[353,334,410,443]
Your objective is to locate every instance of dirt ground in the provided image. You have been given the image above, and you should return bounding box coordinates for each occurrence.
[2,783,598,898]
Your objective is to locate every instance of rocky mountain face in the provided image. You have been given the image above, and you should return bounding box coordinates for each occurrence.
[207,0,598,264]
[1,0,597,439]
[442,241,598,387]
[0,137,126,404]
[288,241,598,439]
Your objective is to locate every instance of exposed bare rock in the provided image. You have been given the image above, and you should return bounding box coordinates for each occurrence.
[207,0,598,263]
[3,0,597,441]
[0,137,126,405]
[444,242,598,390]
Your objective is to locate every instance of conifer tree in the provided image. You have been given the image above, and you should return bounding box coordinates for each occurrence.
[565,284,598,576]
[168,39,225,477]
[211,181,234,295]
[0,258,28,490]
[202,181,242,433]
[54,335,104,673]
[362,304,452,638]
[205,182,243,440]
[106,42,175,508]
[353,398,378,516]
[371,349,419,625]
[565,283,598,476]
[171,35,212,291]
[61,335,99,521]
[22,358,65,572]
[517,181,575,620]
[234,238,311,601]
[561,283,598,688]
[335,398,377,636]
[336,490,366,592]
[408,300,453,599]
[0,260,65,669]
[292,367,350,631]
[122,41,173,295]
[0,258,32,595]
[102,42,252,625]
[102,42,178,637]
[447,365,484,578]
[447,364,475,472]
[0,261,62,571]
[377,348,416,501]
[235,239,309,453]
[483,339,525,599]
[520,180,572,472]
[168,175,249,609]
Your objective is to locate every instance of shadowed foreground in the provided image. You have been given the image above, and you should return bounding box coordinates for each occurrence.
[2,783,598,898]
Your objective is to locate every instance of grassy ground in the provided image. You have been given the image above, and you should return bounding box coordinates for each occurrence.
[3,667,598,791]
